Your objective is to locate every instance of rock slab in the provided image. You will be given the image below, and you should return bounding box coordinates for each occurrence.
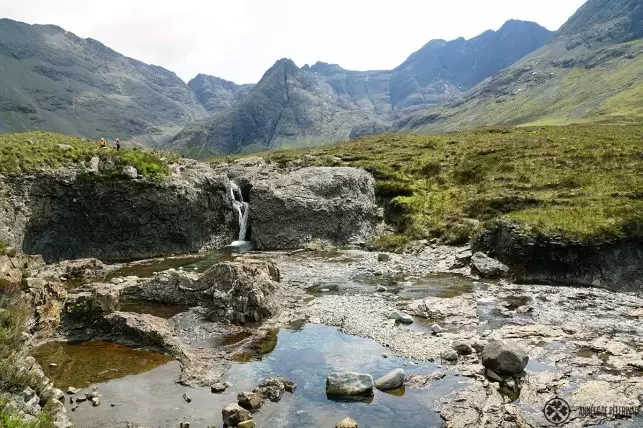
[326,372,374,397]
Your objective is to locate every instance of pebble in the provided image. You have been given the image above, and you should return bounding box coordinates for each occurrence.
[321,288,330,292]
[182,393,192,403]
[49,363,58,368]
[431,324,443,334]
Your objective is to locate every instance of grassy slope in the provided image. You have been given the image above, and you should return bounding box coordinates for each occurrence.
[0,131,177,179]
[217,125,642,244]
[415,40,643,132]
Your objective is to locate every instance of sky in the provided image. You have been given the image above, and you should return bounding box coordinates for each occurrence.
[0,0,587,84]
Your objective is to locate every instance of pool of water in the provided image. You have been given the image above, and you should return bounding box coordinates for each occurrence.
[32,340,173,389]
[64,324,460,427]
[104,251,235,281]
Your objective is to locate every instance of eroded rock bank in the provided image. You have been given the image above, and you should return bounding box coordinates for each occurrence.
[475,221,643,291]
[0,160,238,262]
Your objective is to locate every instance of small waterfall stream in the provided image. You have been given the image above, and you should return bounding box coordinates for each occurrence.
[230,182,251,247]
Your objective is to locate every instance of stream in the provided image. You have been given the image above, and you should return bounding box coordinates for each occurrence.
[33,248,643,427]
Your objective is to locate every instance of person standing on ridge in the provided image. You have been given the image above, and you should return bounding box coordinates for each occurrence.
[99,137,107,148]
[115,138,121,151]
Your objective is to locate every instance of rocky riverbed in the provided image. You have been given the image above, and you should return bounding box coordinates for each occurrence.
[21,244,643,428]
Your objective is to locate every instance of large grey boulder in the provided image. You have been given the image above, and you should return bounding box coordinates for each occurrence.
[198,259,281,324]
[471,252,510,278]
[374,368,405,390]
[481,340,529,376]
[326,372,374,397]
[250,167,376,250]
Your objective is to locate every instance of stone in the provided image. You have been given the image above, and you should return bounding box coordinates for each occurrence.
[470,252,510,278]
[122,166,138,179]
[452,249,473,268]
[481,340,529,376]
[326,372,374,397]
[335,417,359,428]
[221,403,251,426]
[237,421,256,428]
[373,368,405,391]
[0,255,23,285]
[452,340,474,355]
[250,167,376,250]
[91,397,100,407]
[57,144,73,151]
[237,392,262,413]
[376,285,387,292]
[388,310,413,323]
[471,339,488,354]
[66,387,79,395]
[89,156,100,172]
[253,377,296,402]
[377,253,390,262]
[198,259,281,324]
[441,349,459,362]
[431,324,443,334]
[210,383,226,393]
[182,393,191,403]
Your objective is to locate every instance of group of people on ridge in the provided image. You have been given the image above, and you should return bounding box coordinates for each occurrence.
[98,137,122,151]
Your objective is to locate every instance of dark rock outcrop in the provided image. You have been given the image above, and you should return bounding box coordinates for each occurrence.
[0,162,237,262]
[474,221,643,291]
[250,167,376,250]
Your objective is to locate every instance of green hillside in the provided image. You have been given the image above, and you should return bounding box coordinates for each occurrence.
[221,125,642,246]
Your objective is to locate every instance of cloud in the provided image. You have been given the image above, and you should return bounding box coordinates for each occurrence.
[0,0,587,83]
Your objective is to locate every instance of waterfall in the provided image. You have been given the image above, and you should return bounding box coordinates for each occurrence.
[230,182,250,244]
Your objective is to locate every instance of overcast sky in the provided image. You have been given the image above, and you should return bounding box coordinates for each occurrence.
[0,0,587,84]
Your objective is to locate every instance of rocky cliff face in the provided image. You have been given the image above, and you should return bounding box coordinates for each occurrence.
[188,74,254,114]
[0,161,238,262]
[474,221,643,291]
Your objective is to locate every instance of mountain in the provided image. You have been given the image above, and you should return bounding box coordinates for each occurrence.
[401,0,643,132]
[188,74,253,114]
[170,59,375,156]
[0,18,207,144]
[169,20,553,155]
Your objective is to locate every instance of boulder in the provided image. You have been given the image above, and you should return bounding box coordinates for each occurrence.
[470,252,510,278]
[199,259,280,324]
[373,368,405,390]
[221,403,251,426]
[336,417,359,428]
[452,249,473,268]
[441,349,459,362]
[326,372,373,397]
[89,156,100,173]
[237,392,263,413]
[122,166,138,179]
[452,340,474,355]
[250,167,376,250]
[377,253,390,262]
[481,340,529,376]
[237,421,256,428]
[388,310,413,324]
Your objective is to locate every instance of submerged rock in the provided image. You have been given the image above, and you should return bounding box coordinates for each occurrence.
[481,340,528,376]
[221,403,251,426]
[326,372,374,397]
[253,376,296,402]
[250,167,376,250]
[211,383,227,393]
[373,368,405,391]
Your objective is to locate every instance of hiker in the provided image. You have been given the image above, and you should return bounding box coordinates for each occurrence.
[115,138,121,151]
[99,137,107,148]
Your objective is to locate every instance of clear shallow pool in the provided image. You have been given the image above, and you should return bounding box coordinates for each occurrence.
[60,324,461,427]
